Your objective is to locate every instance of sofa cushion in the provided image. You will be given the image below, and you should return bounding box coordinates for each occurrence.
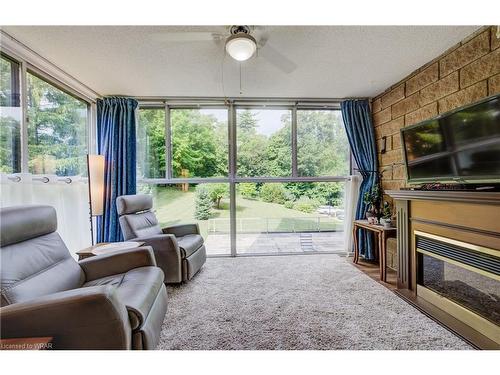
[84,266,164,330]
[177,234,204,258]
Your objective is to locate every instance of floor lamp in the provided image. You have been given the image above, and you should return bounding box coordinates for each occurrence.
[87,154,105,246]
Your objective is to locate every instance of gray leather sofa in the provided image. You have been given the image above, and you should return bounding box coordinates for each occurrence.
[0,205,167,350]
[116,194,206,283]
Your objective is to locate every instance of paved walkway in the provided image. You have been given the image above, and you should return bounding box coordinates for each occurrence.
[204,231,345,255]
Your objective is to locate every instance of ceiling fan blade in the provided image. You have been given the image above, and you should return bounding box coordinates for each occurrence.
[259,44,297,74]
[150,32,222,42]
[253,28,270,48]
[257,35,269,49]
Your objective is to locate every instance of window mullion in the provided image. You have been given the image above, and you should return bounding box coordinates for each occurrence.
[165,102,172,179]
[229,102,237,257]
[291,104,298,177]
[20,60,29,173]
[89,102,97,154]
[228,102,236,181]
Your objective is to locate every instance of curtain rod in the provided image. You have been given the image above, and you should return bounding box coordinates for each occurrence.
[132,96,369,103]
[140,102,344,109]
[6,175,81,184]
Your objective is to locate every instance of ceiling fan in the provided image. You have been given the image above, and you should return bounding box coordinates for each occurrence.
[151,25,297,74]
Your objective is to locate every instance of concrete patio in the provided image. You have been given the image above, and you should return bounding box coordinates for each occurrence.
[204,231,345,255]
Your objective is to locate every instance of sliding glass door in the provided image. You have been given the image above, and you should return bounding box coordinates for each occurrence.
[136,102,350,256]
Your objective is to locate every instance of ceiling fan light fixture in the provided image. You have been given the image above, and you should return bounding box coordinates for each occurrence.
[225,33,257,61]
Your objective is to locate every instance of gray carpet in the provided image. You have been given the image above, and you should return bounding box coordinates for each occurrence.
[158,254,471,350]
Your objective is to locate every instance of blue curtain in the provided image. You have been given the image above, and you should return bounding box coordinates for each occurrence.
[341,99,379,260]
[96,97,138,242]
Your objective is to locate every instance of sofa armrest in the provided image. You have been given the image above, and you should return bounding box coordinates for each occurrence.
[131,234,182,283]
[80,246,156,282]
[0,285,131,349]
[162,223,200,237]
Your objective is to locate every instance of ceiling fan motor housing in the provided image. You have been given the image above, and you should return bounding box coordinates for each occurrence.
[230,25,251,35]
[226,26,257,61]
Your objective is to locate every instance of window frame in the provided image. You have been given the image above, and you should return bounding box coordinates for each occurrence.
[136,106,167,179]
[0,53,21,107]
[169,105,230,180]
[235,106,293,179]
[1,51,94,176]
[137,101,350,185]
[0,52,22,173]
[296,107,351,178]
[137,99,351,257]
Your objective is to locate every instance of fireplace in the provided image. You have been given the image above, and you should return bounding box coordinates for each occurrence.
[415,231,500,344]
[387,189,500,349]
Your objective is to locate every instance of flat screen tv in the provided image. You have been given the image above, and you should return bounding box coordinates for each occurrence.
[401,94,500,184]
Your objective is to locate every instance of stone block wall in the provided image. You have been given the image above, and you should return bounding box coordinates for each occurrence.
[371,26,500,270]
[371,26,500,197]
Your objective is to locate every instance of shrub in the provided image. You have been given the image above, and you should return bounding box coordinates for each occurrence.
[259,183,289,204]
[307,182,343,206]
[293,197,320,213]
[208,183,229,209]
[194,185,213,220]
[239,183,258,199]
[284,201,294,209]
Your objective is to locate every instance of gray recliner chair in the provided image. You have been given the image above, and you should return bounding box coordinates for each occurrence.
[0,205,167,350]
[116,194,207,284]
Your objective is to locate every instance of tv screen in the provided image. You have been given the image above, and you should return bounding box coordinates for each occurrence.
[401,94,500,183]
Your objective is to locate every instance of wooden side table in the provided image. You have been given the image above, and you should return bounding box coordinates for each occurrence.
[76,241,145,261]
[352,220,396,282]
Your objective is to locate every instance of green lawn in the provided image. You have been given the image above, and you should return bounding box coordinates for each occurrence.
[146,186,343,237]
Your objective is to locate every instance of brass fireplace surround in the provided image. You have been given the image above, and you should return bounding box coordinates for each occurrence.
[387,190,500,350]
[414,230,499,344]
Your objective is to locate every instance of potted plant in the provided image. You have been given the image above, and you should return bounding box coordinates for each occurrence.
[380,201,393,228]
[363,184,381,223]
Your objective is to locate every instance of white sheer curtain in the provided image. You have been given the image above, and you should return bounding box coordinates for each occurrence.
[343,175,361,256]
[0,173,92,258]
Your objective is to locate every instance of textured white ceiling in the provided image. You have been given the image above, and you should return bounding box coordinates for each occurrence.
[2,25,478,98]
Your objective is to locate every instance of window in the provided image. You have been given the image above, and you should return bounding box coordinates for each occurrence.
[171,108,228,178]
[138,182,231,255]
[297,110,349,177]
[27,72,89,176]
[236,108,292,177]
[0,55,21,173]
[137,103,351,257]
[235,181,345,254]
[137,108,166,179]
